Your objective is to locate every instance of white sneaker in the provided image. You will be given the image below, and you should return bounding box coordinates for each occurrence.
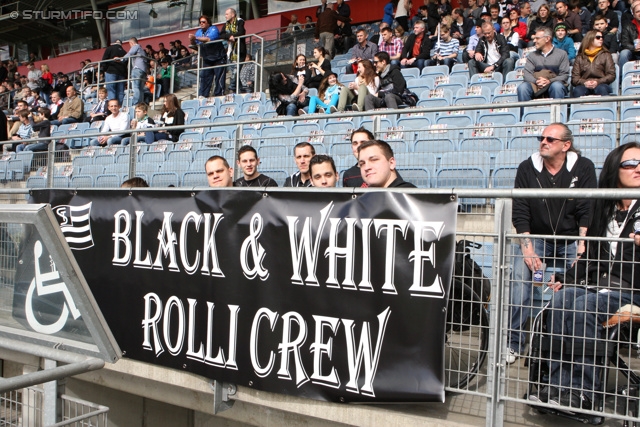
[318,107,325,114]
[352,103,360,112]
[329,106,337,113]
[506,348,519,364]
[298,109,306,116]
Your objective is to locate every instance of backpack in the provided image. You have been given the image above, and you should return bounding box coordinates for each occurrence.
[400,88,419,107]
[454,239,491,304]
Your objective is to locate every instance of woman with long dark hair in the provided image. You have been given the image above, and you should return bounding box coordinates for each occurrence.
[149,93,185,142]
[339,59,380,111]
[306,47,332,89]
[571,30,615,97]
[531,142,640,410]
[268,72,308,116]
[291,54,312,84]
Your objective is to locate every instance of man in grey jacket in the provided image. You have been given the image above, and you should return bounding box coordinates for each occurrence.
[121,37,148,106]
[517,27,570,102]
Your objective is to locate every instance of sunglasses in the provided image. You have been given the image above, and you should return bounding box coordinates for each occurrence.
[199,20,207,23]
[536,135,564,143]
[594,35,603,39]
[620,159,640,169]
[373,60,379,64]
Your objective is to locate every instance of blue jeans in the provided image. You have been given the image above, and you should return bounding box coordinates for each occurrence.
[468,58,515,80]
[546,287,640,398]
[130,68,146,107]
[572,84,610,97]
[286,103,298,116]
[50,117,79,126]
[25,142,49,151]
[517,80,567,101]
[121,132,154,145]
[509,238,576,354]
[105,72,125,106]
[307,94,339,113]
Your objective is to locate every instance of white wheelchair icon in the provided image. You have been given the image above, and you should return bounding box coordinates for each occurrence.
[25,241,81,334]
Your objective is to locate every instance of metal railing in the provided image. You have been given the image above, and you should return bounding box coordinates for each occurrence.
[194,34,265,96]
[0,93,633,201]
[0,387,108,426]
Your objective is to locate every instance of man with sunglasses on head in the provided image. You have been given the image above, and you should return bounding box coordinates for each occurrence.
[189,15,227,97]
[507,123,596,365]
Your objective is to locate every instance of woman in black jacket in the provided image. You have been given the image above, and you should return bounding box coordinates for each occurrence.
[527,4,554,46]
[530,142,640,410]
[150,93,185,143]
[306,47,332,89]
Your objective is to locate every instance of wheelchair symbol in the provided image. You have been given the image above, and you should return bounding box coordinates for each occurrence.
[25,241,81,334]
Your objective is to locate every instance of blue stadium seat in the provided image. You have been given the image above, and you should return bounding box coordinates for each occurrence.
[194,148,223,164]
[72,156,93,170]
[396,167,430,187]
[581,148,610,168]
[179,132,203,143]
[400,68,420,80]
[495,149,531,169]
[261,170,287,186]
[414,138,456,156]
[292,122,322,135]
[469,71,503,93]
[522,105,567,123]
[162,161,191,173]
[569,100,616,121]
[397,115,433,129]
[421,64,449,79]
[167,150,193,163]
[330,142,354,157]
[79,165,105,175]
[141,151,165,164]
[477,108,519,125]
[70,174,94,188]
[395,152,437,176]
[258,145,289,158]
[94,154,116,165]
[491,167,518,189]
[182,171,207,187]
[450,63,468,76]
[15,151,33,175]
[95,174,121,188]
[52,176,70,188]
[26,176,46,189]
[151,172,180,187]
[418,88,453,107]
[567,119,615,150]
[435,111,475,128]
[181,99,201,111]
[454,86,491,106]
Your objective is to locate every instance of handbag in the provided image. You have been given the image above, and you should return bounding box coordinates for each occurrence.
[400,88,419,107]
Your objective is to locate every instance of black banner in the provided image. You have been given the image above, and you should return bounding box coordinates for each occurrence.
[26,189,456,403]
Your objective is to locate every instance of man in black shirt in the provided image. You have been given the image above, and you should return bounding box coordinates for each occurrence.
[509,123,596,366]
[343,127,374,187]
[234,145,278,187]
[205,155,234,187]
[358,140,416,188]
[284,142,314,187]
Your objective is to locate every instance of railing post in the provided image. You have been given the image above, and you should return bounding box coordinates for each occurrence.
[485,197,511,427]
[550,102,562,123]
[129,132,138,180]
[42,358,58,425]
[233,124,243,181]
[46,140,55,188]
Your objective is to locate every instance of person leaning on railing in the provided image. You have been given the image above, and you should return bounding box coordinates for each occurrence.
[529,142,640,411]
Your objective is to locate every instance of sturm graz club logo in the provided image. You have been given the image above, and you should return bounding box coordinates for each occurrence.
[52,202,94,250]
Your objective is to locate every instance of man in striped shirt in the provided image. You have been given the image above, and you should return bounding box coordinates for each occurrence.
[426,24,460,71]
[378,26,403,66]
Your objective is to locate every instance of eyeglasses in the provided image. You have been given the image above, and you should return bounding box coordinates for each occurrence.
[536,135,564,143]
[594,35,603,39]
[620,159,640,169]
[199,20,207,23]
[372,60,379,64]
